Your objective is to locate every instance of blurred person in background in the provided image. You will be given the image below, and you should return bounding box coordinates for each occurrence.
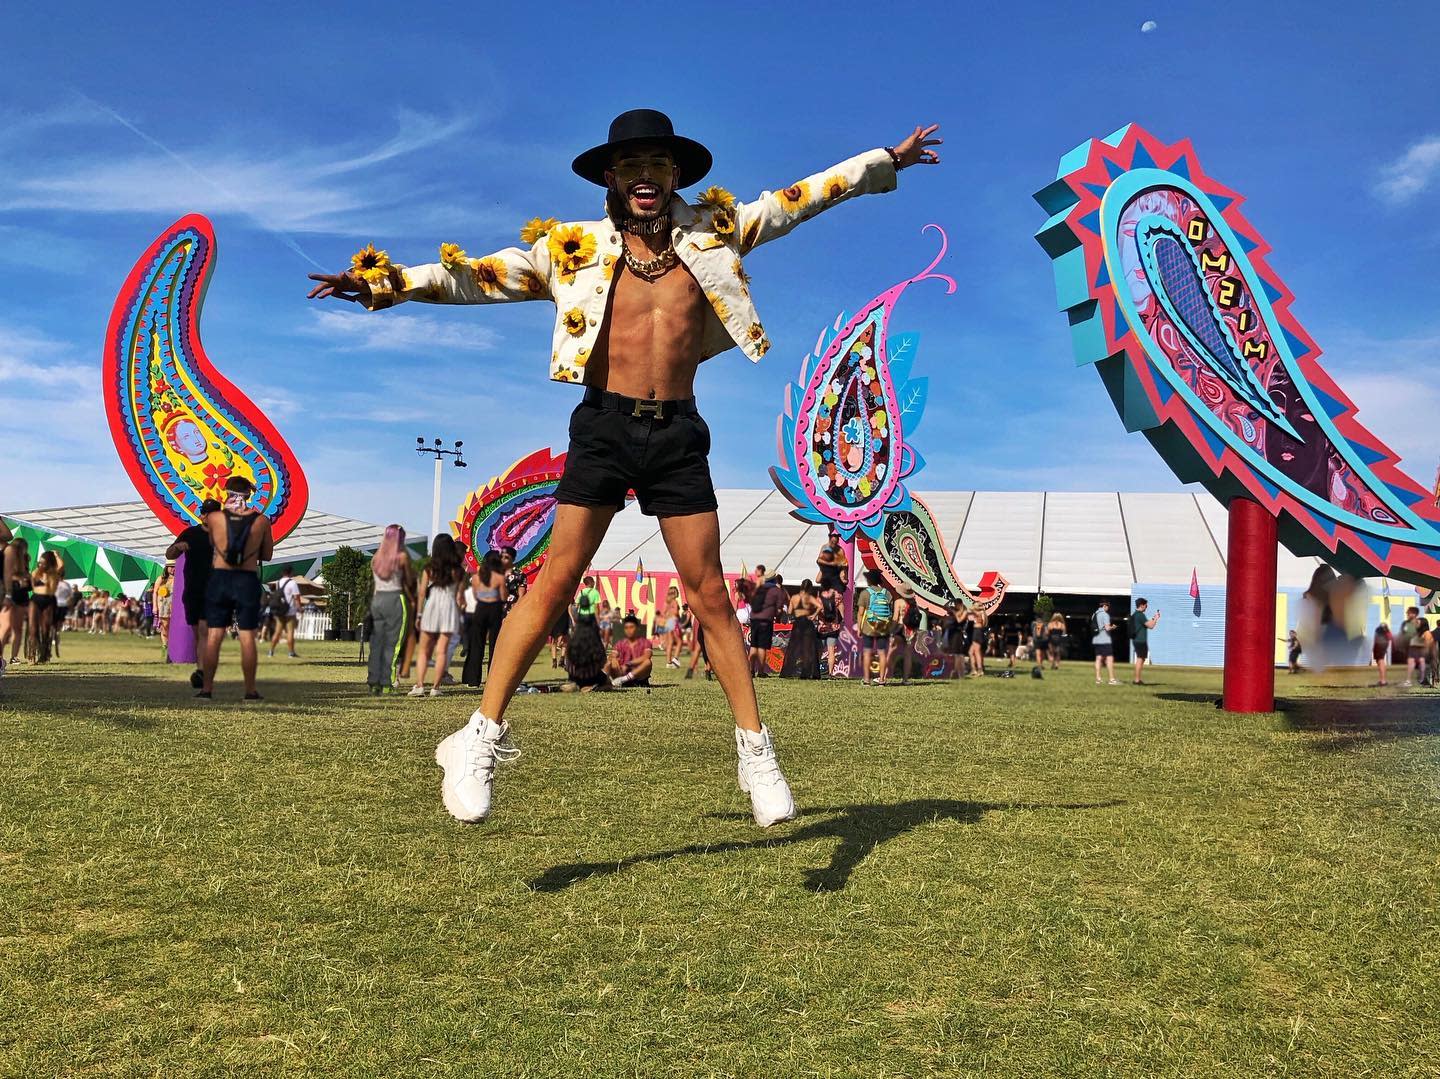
[152,564,174,646]
[1372,621,1393,687]
[267,566,303,660]
[816,576,845,677]
[2,536,32,668]
[1047,613,1066,670]
[410,534,465,698]
[748,572,786,678]
[968,610,989,679]
[1090,601,1117,685]
[1030,612,1049,667]
[463,551,509,689]
[855,569,894,687]
[501,547,526,614]
[780,579,821,679]
[890,583,920,683]
[165,497,221,688]
[1129,598,1160,685]
[53,573,75,657]
[29,551,64,663]
[367,524,415,695]
[659,584,683,668]
[816,530,848,592]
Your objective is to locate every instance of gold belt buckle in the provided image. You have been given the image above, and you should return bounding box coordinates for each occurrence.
[632,398,663,418]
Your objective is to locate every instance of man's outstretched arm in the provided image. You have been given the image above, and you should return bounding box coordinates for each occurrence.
[308,235,554,311]
[734,124,942,255]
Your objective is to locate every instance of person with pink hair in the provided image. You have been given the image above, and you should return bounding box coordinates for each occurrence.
[367,524,415,694]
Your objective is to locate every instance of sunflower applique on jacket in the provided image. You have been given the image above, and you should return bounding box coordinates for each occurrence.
[361,149,898,384]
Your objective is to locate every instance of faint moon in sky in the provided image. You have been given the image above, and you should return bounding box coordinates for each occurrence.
[1140,19,1158,32]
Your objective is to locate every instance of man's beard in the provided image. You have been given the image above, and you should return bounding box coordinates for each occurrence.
[606,186,672,231]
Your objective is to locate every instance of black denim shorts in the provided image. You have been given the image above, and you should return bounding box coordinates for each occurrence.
[554,399,719,517]
[205,569,263,631]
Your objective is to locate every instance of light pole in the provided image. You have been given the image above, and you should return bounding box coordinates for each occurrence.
[416,437,468,544]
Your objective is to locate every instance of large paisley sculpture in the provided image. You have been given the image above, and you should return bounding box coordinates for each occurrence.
[770,226,1009,616]
[452,447,568,581]
[1034,125,1440,587]
[103,215,308,541]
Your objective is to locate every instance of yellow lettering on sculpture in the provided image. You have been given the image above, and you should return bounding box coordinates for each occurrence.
[1187,218,1208,243]
[1217,279,1239,308]
[1242,339,1269,361]
[1200,251,1230,273]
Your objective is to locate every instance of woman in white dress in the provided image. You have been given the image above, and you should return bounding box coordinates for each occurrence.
[410,533,465,697]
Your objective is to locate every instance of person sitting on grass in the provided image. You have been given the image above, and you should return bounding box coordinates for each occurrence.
[607,615,654,688]
[563,608,610,692]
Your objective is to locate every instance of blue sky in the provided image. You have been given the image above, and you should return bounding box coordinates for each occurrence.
[5,1,1438,538]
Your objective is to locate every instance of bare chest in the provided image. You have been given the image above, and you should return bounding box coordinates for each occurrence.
[608,259,708,333]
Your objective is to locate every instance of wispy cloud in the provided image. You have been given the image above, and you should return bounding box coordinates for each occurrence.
[0,98,484,239]
[1375,135,1440,204]
[298,308,501,353]
[0,321,92,390]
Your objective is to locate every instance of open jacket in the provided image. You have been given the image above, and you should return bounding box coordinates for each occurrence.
[363,148,899,384]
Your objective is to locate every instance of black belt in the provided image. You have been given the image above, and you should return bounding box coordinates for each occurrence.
[583,386,698,420]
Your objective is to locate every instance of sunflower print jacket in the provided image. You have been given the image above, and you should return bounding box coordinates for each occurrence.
[362,149,899,384]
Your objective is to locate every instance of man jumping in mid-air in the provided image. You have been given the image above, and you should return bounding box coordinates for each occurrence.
[308,109,941,827]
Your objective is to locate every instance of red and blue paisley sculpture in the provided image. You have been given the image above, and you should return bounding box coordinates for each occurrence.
[103,215,308,541]
[452,447,567,581]
[770,226,1009,616]
[1036,126,1440,587]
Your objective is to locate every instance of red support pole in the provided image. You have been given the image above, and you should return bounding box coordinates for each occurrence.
[1223,497,1279,713]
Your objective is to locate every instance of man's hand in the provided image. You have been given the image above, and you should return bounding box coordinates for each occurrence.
[306,270,372,304]
[893,124,942,168]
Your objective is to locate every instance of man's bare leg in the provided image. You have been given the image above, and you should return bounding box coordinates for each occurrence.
[238,630,258,694]
[658,510,794,825]
[478,503,616,723]
[201,626,226,693]
[657,512,761,733]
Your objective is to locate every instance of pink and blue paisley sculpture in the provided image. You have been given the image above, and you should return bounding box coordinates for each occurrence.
[104,215,308,541]
[453,447,568,582]
[1035,125,1440,587]
[770,226,1008,616]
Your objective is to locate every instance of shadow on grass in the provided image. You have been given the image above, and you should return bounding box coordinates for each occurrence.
[1282,696,1440,750]
[529,798,1124,894]
[1154,692,1223,707]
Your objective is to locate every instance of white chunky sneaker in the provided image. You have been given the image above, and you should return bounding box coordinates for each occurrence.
[434,712,519,823]
[735,724,796,828]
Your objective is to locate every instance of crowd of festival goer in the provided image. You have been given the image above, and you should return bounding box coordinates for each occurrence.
[0,510,1116,692]
[18,499,1440,701]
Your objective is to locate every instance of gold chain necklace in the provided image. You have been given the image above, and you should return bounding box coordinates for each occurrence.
[622,239,678,280]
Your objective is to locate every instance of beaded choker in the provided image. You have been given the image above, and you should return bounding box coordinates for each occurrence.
[621,214,670,236]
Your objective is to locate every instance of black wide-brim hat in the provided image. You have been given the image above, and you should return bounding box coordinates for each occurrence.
[572,109,712,189]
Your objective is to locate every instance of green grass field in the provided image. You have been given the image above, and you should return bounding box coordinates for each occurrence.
[2,634,1437,1077]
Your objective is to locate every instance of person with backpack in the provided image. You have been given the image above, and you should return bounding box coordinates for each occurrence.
[1128,598,1161,685]
[267,566,303,659]
[890,583,921,683]
[748,573,786,678]
[816,579,845,677]
[856,570,895,686]
[197,475,274,700]
[1092,599,1118,685]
